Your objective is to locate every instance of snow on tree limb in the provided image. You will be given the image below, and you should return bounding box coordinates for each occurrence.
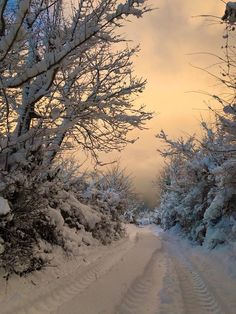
[0,0,152,169]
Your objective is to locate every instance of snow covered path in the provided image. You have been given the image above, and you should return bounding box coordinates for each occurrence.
[1,226,236,314]
[158,233,236,314]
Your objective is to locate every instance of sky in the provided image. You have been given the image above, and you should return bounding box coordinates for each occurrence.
[98,0,225,206]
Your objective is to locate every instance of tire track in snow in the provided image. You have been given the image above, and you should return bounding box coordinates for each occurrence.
[189,252,236,313]
[3,237,134,314]
[158,255,185,314]
[160,238,229,314]
[174,257,226,314]
[116,248,165,314]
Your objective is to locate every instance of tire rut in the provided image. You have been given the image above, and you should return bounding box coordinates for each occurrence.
[160,239,229,314]
[174,257,226,314]
[3,238,134,314]
[116,248,164,314]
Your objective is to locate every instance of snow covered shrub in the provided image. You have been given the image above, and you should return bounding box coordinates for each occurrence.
[80,166,137,218]
[91,216,125,245]
[155,131,217,239]
[0,166,66,275]
[69,165,140,241]
[155,24,236,248]
[0,161,139,274]
[50,164,131,245]
[155,120,236,248]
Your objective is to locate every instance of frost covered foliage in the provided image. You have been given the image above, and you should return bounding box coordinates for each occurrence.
[0,163,129,275]
[156,125,236,248]
[0,166,64,275]
[155,28,236,249]
[81,166,135,215]
[72,166,141,237]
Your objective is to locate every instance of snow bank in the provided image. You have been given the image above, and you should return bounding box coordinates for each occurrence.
[0,197,11,216]
[0,167,126,275]
[67,195,101,230]
[46,207,64,232]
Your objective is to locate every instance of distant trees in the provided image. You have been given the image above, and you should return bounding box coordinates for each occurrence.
[155,19,236,248]
[0,0,152,172]
[81,165,136,216]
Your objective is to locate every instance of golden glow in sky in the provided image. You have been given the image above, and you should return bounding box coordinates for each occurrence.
[100,0,225,206]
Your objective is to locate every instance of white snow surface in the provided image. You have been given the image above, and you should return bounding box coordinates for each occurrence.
[67,195,101,230]
[1,225,236,314]
[151,224,236,279]
[0,197,11,216]
[47,207,64,231]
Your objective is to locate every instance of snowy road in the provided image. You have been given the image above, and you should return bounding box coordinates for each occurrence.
[1,226,236,314]
[158,235,236,314]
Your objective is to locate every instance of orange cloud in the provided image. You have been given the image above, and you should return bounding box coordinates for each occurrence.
[99,0,226,206]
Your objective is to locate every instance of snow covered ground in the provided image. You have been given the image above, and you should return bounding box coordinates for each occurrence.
[151,225,236,313]
[152,224,236,280]
[0,225,236,314]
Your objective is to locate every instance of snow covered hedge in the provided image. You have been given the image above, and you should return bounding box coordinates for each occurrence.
[0,163,132,275]
[155,127,236,248]
[155,26,236,249]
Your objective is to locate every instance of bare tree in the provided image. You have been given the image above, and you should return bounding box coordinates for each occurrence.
[0,0,152,171]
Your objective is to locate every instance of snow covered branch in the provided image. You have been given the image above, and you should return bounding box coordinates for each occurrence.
[0,0,152,170]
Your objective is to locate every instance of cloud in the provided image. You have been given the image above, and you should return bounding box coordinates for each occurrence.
[128,0,223,74]
[99,0,226,207]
